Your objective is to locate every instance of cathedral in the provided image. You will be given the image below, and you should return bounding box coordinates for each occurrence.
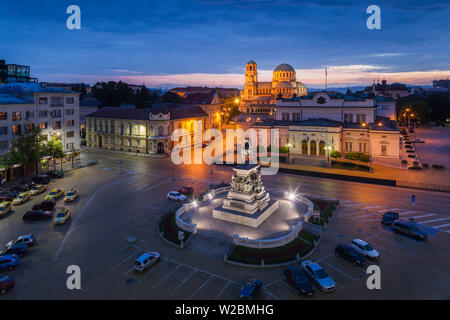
[240,60,307,114]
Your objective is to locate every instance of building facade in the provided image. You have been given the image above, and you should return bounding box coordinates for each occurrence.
[86,103,211,155]
[0,83,80,157]
[252,92,400,164]
[0,59,38,84]
[364,80,410,100]
[240,61,307,115]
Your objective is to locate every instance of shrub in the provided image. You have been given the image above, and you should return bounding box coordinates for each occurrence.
[401,160,408,165]
[330,150,342,159]
[413,161,419,166]
[408,155,416,158]
[432,164,445,170]
[405,145,413,149]
[279,146,289,153]
[422,163,429,168]
[408,165,422,170]
[345,152,370,162]
[406,150,414,153]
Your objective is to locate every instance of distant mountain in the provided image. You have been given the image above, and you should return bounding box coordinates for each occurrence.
[308,86,367,93]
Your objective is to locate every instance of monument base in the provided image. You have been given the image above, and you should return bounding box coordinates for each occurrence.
[212,199,279,228]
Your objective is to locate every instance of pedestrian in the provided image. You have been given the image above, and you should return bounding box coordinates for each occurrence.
[411,194,416,208]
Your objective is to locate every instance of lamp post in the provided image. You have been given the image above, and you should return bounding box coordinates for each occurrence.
[325,145,332,166]
[286,142,293,164]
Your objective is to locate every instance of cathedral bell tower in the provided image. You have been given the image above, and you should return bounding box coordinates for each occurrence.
[243,60,258,101]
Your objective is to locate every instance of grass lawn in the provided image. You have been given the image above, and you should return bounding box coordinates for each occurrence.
[159,211,192,245]
[331,160,370,172]
[227,230,319,265]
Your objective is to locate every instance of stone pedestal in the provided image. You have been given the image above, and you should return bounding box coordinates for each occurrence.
[212,164,279,228]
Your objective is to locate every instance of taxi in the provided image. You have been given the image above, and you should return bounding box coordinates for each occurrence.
[12,192,30,206]
[0,202,12,217]
[64,189,79,202]
[30,184,47,196]
[53,207,71,225]
[44,188,65,201]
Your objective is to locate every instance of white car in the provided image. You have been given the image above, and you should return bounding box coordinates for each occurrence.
[133,252,160,272]
[167,191,186,202]
[350,239,379,259]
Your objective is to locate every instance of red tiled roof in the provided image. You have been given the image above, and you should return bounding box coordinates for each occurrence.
[182,92,217,105]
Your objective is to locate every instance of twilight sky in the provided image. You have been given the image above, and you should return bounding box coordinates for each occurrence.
[1,0,449,88]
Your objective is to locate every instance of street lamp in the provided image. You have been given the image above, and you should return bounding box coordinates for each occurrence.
[325,145,332,161]
[285,142,293,164]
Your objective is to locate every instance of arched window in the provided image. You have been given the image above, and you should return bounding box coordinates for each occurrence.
[158,126,164,136]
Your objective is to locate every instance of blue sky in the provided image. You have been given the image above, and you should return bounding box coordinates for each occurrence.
[1,0,449,87]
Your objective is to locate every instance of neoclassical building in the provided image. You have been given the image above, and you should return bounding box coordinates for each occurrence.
[240,60,307,114]
[252,92,400,165]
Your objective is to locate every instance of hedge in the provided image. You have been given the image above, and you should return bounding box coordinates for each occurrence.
[159,211,192,245]
[345,152,370,162]
[331,160,370,172]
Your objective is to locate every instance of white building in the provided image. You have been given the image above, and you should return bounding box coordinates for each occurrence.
[0,83,80,157]
[253,92,400,165]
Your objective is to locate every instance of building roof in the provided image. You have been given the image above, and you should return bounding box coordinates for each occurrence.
[0,82,76,94]
[182,91,217,105]
[247,60,257,65]
[274,63,295,72]
[276,81,293,89]
[0,93,34,105]
[88,104,208,121]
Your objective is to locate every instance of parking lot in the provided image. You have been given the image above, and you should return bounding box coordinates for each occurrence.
[1,151,449,300]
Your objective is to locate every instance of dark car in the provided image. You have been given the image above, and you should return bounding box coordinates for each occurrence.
[18,181,35,191]
[48,170,64,179]
[0,276,14,295]
[23,210,53,222]
[9,186,25,195]
[2,243,28,258]
[239,278,262,300]
[284,265,315,296]
[392,220,428,240]
[32,200,56,211]
[382,211,399,225]
[335,244,366,267]
[32,175,50,185]
[178,186,194,195]
[0,192,15,202]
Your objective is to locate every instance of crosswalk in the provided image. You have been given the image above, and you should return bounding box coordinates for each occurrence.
[338,200,450,234]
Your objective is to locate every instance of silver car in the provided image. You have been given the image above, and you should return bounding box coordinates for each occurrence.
[301,260,336,292]
[133,252,160,272]
[392,220,427,240]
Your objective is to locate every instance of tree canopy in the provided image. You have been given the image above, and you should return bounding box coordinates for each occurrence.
[92,81,134,107]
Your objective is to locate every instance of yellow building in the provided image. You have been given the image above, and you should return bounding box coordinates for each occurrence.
[240,60,307,114]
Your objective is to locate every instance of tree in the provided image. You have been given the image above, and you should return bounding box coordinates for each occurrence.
[330,150,342,159]
[135,85,158,108]
[396,96,432,124]
[92,81,134,107]
[427,94,450,123]
[4,128,44,180]
[43,135,65,171]
[221,97,241,124]
[160,91,184,103]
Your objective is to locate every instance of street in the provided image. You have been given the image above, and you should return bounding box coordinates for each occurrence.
[1,149,449,300]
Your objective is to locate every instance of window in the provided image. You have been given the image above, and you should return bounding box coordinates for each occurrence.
[66,108,74,115]
[53,121,62,129]
[66,120,74,127]
[282,113,290,121]
[12,112,21,121]
[66,143,74,150]
[66,131,74,138]
[0,112,7,120]
[51,97,63,107]
[40,122,48,129]
[12,125,21,135]
[0,127,7,135]
[39,110,48,117]
[25,123,34,132]
[39,97,48,104]
[66,97,74,104]
[292,113,301,121]
[0,140,8,150]
[51,110,61,118]
[344,114,354,123]
[128,138,132,146]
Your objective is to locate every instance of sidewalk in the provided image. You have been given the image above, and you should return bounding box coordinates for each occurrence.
[278,161,450,187]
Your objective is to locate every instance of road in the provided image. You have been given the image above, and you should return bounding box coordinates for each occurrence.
[1,149,449,300]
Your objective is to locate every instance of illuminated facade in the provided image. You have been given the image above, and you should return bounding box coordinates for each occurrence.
[240,60,307,114]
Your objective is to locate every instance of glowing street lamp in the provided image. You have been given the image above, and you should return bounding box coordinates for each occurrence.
[288,192,296,201]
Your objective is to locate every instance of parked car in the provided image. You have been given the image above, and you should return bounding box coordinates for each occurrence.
[54,207,71,225]
[18,181,35,191]
[382,211,399,225]
[284,265,315,296]
[1,243,28,258]
[350,239,379,259]
[12,192,31,205]
[167,191,186,202]
[240,278,263,300]
[44,188,64,201]
[32,200,56,211]
[133,252,160,272]
[23,210,53,222]
[48,170,64,179]
[0,202,12,217]
[335,244,367,267]
[0,254,20,271]
[0,275,14,295]
[64,189,79,202]
[6,234,36,247]
[392,220,428,240]
[301,260,336,292]
[30,184,47,196]
[31,175,50,185]
[412,139,425,143]
[178,186,194,195]
[0,192,15,202]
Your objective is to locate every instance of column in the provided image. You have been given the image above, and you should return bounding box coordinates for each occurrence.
[307,141,311,155]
